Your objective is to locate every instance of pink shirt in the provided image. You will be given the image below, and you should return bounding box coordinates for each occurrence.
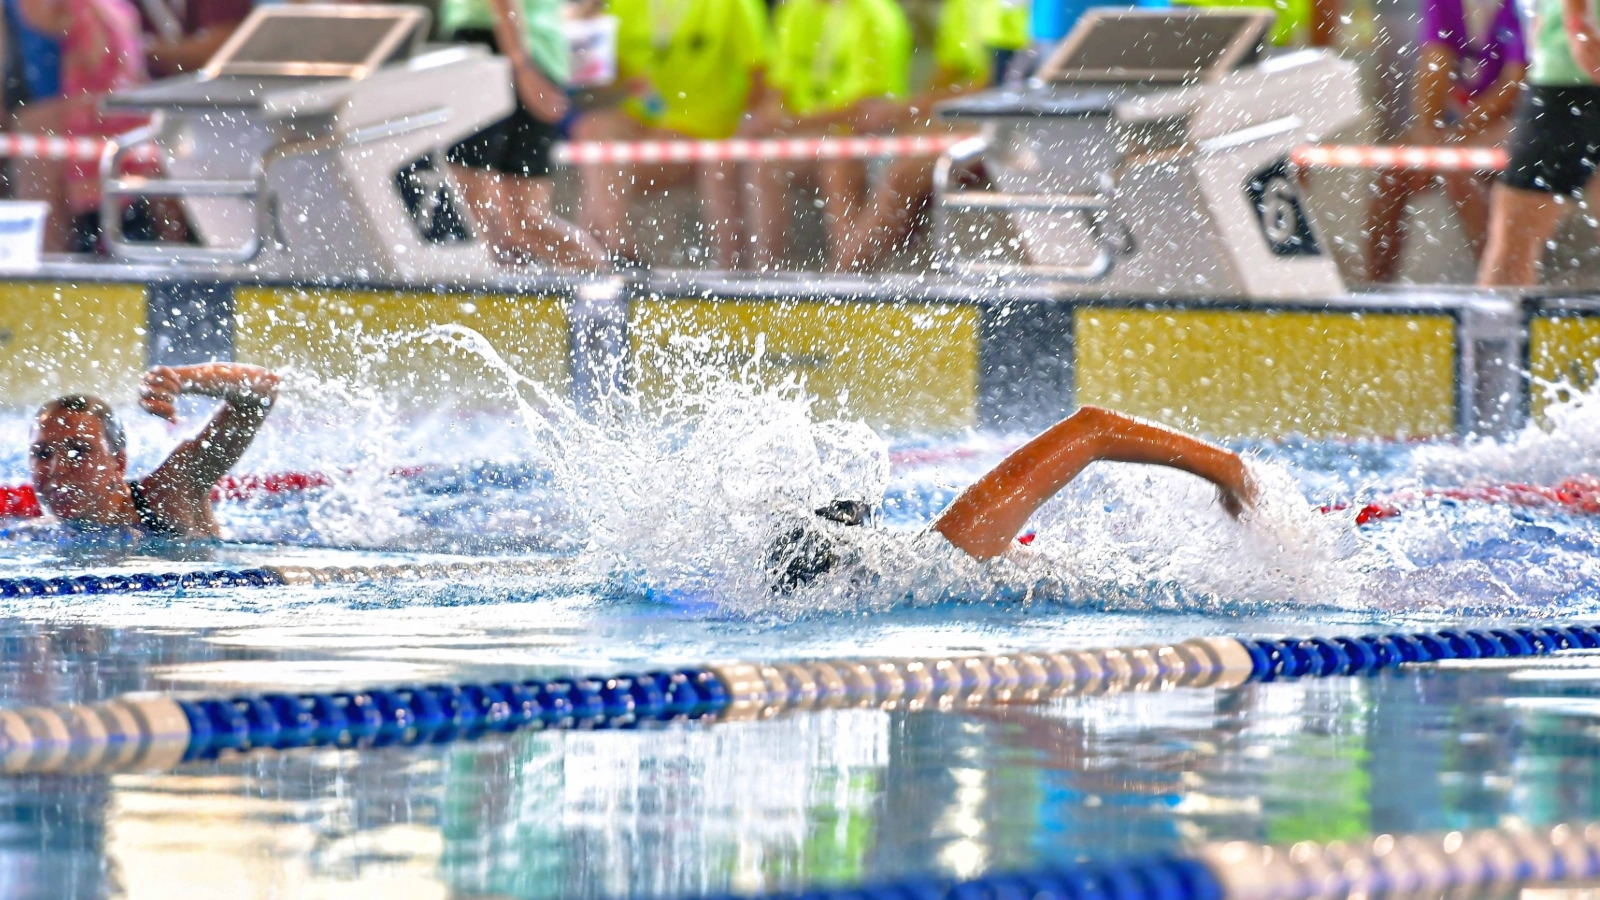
[61,0,148,213]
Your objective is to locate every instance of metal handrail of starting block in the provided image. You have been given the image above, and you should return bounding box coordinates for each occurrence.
[933,136,1127,282]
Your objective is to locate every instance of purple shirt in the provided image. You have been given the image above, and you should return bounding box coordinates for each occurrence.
[1420,0,1526,101]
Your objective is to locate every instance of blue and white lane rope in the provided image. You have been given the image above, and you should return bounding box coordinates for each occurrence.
[0,625,1595,775]
[683,822,1600,900]
[0,559,561,597]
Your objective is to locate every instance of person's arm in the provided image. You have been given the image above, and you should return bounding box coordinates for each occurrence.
[1565,0,1600,78]
[741,69,786,134]
[15,0,70,39]
[139,363,279,497]
[1409,43,1458,140]
[147,25,237,77]
[490,0,570,123]
[932,406,1256,560]
[1458,62,1526,138]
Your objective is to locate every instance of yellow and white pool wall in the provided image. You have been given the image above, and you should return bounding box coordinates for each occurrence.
[0,269,1554,440]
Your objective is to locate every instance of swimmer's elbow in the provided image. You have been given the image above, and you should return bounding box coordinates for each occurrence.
[249,370,280,409]
[1068,404,1114,428]
[1063,404,1125,449]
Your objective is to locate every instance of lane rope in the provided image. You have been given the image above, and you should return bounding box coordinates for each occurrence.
[0,133,1511,172]
[0,625,1592,773]
[682,821,1600,900]
[0,558,560,598]
[6,464,1595,529]
[0,464,434,519]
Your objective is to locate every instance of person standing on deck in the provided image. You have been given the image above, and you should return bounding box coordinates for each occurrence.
[1477,0,1600,284]
[571,0,773,268]
[442,0,608,269]
[742,0,917,271]
[1365,0,1524,283]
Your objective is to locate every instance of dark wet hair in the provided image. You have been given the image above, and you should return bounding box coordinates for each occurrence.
[764,500,875,593]
[37,395,126,455]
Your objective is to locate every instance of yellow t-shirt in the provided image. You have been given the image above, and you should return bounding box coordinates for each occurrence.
[1173,0,1311,46]
[769,0,912,116]
[612,0,772,139]
[934,0,1029,87]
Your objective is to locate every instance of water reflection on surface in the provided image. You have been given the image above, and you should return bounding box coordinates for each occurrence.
[1,616,1600,898]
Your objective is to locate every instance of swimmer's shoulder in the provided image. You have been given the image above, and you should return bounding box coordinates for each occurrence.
[128,475,218,538]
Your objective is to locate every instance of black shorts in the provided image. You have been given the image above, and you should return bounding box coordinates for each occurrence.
[1501,84,1600,196]
[443,27,559,178]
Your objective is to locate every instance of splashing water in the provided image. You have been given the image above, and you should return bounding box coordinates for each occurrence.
[14,324,1600,620]
[411,325,1398,619]
[1411,374,1600,486]
[219,324,1600,619]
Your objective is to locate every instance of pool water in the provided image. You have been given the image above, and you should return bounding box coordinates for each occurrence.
[5,358,1600,897]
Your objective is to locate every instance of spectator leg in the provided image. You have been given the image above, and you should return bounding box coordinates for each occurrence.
[454,165,517,261]
[744,160,795,271]
[1477,182,1571,287]
[819,158,868,272]
[1364,168,1426,283]
[12,101,71,253]
[1440,172,1492,260]
[572,109,644,262]
[832,157,934,272]
[500,173,608,270]
[696,161,743,270]
[455,164,605,270]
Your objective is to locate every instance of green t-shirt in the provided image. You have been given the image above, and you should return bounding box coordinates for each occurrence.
[1172,0,1311,46]
[770,0,912,115]
[1529,0,1597,85]
[612,0,772,138]
[934,0,1029,87]
[440,0,572,83]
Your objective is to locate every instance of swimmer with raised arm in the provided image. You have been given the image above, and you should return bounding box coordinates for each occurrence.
[767,406,1257,591]
[29,363,279,538]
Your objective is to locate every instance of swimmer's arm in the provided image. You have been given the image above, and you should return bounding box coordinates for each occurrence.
[932,406,1255,560]
[1565,0,1600,79]
[142,363,280,495]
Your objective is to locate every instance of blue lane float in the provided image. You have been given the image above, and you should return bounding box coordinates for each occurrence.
[680,822,1600,900]
[0,559,562,597]
[0,627,1591,774]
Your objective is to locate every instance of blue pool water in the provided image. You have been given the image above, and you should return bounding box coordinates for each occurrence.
[5,367,1600,897]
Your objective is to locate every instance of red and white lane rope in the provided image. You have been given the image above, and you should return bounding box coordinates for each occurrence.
[0,465,432,518]
[1290,144,1508,172]
[0,133,1516,171]
[1321,476,1600,523]
[4,462,1600,525]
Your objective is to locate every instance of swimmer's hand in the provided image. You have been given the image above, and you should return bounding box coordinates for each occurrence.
[1216,458,1258,519]
[140,363,279,422]
[138,366,182,422]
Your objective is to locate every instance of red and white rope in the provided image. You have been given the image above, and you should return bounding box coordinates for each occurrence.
[0,133,971,165]
[551,133,975,166]
[1290,144,1508,172]
[0,132,970,165]
[0,133,1518,172]
[0,134,160,163]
